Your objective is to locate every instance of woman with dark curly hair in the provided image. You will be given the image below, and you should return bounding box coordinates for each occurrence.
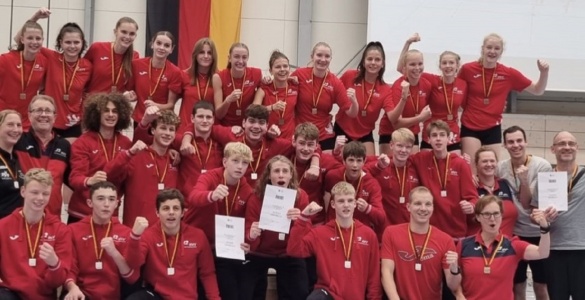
[67,93,133,223]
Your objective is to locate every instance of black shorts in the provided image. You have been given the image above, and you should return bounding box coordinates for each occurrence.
[513,236,548,284]
[333,122,375,143]
[420,140,462,152]
[379,133,420,146]
[54,124,82,138]
[460,124,501,145]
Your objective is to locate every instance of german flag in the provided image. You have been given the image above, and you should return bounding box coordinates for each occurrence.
[146,0,242,69]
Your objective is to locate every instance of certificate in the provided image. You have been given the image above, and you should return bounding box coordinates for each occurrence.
[538,171,568,211]
[215,215,245,260]
[259,185,297,234]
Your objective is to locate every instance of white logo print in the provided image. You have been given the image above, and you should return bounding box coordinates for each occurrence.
[26,145,34,150]
[156,242,164,247]
[330,236,340,241]
[92,150,99,154]
[473,74,481,78]
[82,235,93,241]
[9,235,19,240]
[146,164,154,168]
[100,57,109,60]
[139,71,148,76]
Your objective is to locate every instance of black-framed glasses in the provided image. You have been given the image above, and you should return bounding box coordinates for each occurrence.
[479,212,502,219]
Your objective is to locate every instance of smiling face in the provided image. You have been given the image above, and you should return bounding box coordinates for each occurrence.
[292,136,318,163]
[192,108,214,134]
[29,99,55,134]
[0,113,23,148]
[311,45,332,74]
[407,190,434,224]
[363,49,384,77]
[60,31,83,59]
[114,22,137,50]
[404,52,424,81]
[503,130,527,160]
[100,101,119,129]
[242,117,268,143]
[151,34,174,60]
[270,57,290,83]
[551,131,578,164]
[228,46,249,72]
[439,53,460,78]
[481,36,504,66]
[152,123,176,148]
[21,180,51,214]
[390,140,413,164]
[20,27,43,56]
[197,43,213,70]
[476,150,497,178]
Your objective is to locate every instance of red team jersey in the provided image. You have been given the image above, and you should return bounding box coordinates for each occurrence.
[379,76,432,137]
[104,149,179,227]
[216,67,262,126]
[287,219,381,300]
[246,189,310,255]
[68,132,133,219]
[337,69,394,140]
[129,58,183,122]
[410,152,479,238]
[420,73,467,145]
[458,233,529,300]
[0,50,47,130]
[186,167,254,245]
[40,48,92,130]
[84,42,139,94]
[0,210,71,299]
[458,61,531,131]
[365,160,420,225]
[127,221,220,299]
[258,82,299,140]
[381,224,456,300]
[291,67,352,141]
[178,70,215,131]
[67,216,138,300]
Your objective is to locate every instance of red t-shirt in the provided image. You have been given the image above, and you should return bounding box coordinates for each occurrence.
[458,233,529,300]
[458,61,531,131]
[84,42,139,94]
[379,76,432,136]
[420,73,467,145]
[216,67,262,126]
[381,223,455,300]
[129,58,183,122]
[336,69,394,140]
[179,70,215,129]
[40,48,92,129]
[258,82,298,140]
[0,50,48,130]
[468,178,518,237]
[291,67,352,141]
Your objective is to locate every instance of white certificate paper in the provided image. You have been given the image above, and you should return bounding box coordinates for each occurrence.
[538,171,568,211]
[259,185,297,234]
[215,215,245,260]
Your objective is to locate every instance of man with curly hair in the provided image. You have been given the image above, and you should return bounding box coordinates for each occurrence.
[68,93,133,223]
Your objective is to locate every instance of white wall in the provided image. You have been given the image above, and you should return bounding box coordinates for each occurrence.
[367,0,585,92]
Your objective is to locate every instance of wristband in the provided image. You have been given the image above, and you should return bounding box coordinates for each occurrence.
[540,222,551,234]
[450,266,461,275]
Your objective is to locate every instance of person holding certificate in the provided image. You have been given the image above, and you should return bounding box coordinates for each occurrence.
[457,195,550,300]
[0,169,71,299]
[381,186,460,300]
[187,142,255,300]
[532,131,585,299]
[64,181,137,300]
[126,189,220,300]
[245,155,310,300]
[287,181,381,300]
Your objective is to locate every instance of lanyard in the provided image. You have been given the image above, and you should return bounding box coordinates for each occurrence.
[482,65,497,100]
[273,81,288,119]
[90,218,112,261]
[193,139,213,169]
[344,173,363,197]
[432,154,450,190]
[335,220,354,262]
[97,134,118,162]
[161,225,180,268]
[361,80,376,113]
[407,225,432,263]
[409,85,420,113]
[243,137,264,175]
[196,74,210,100]
[149,151,170,183]
[149,59,166,98]
[230,69,247,108]
[441,79,454,117]
[20,52,37,93]
[23,213,44,259]
[110,43,124,87]
[479,235,504,270]
[311,70,328,110]
[293,156,311,185]
[222,177,241,216]
[62,57,80,95]
[0,154,18,181]
[394,165,407,198]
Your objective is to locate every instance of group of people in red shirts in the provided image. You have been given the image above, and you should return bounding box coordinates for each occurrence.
[2,6,583,300]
